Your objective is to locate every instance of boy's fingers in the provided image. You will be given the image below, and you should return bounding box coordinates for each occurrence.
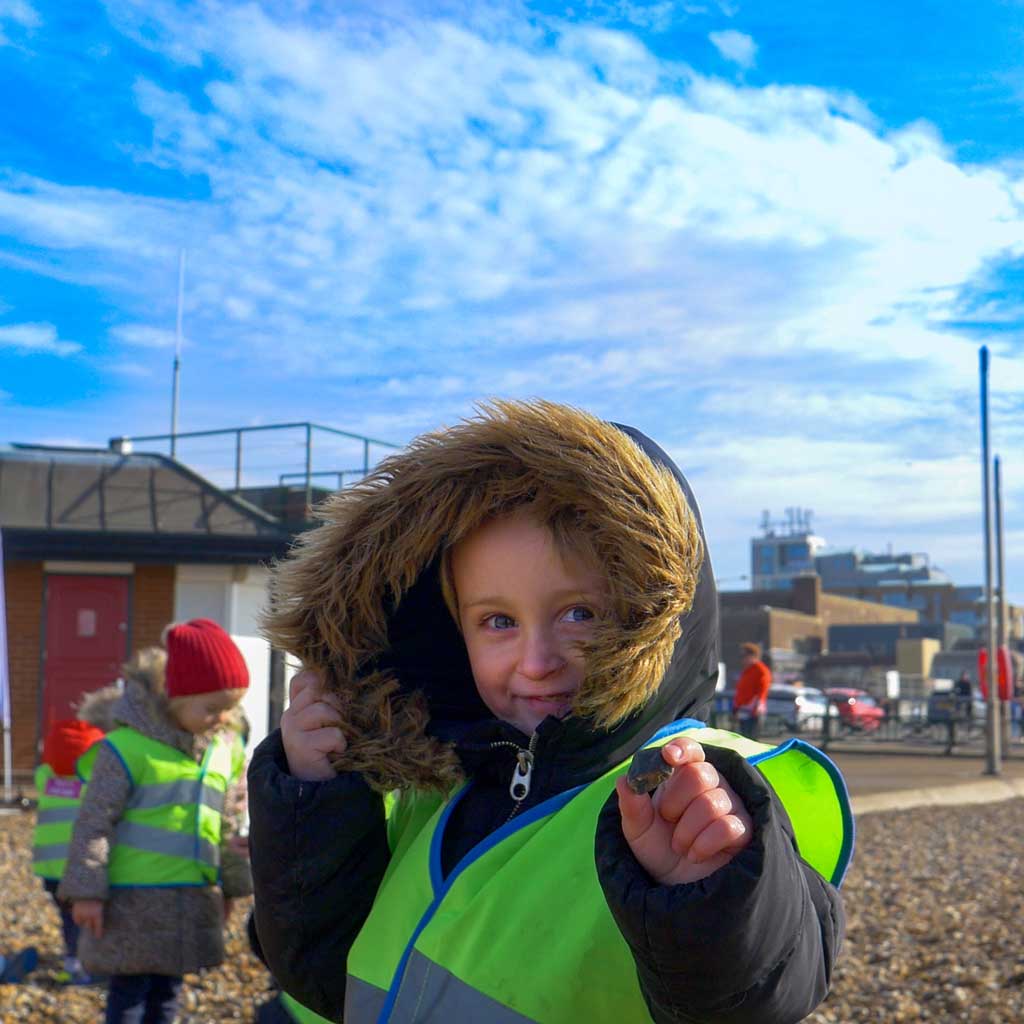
[288,669,322,705]
[660,738,705,768]
[306,726,347,756]
[291,700,344,732]
[655,761,720,824]
[615,776,656,843]
[686,814,751,864]
[669,786,734,855]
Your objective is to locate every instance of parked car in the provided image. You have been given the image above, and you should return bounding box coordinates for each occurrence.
[927,688,987,725]
[823,688,885,732]
[765,684,834,732]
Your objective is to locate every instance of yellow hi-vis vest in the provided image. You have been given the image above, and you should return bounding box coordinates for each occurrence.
[103,727,234,887]
[32,763,89,880]
[281,721,850,1024]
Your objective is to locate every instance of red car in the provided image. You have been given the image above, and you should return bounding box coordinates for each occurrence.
[823,688,885,732]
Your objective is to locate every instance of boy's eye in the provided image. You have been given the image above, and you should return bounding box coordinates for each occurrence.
[486,614,517,630]
[562,606,594,623]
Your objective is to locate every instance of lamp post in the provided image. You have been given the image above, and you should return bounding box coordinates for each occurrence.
[980,346,1000,775]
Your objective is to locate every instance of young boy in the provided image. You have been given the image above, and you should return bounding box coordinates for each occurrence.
[59,619,253,1024]
[32,717,105,983]
[248,401,850,1024]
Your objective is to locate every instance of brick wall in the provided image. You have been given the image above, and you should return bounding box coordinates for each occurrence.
[818,591,918,627]
[4,560,44,771]
[132,564,176,650]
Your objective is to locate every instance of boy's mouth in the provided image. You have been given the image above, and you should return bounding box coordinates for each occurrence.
[520,691,575,707]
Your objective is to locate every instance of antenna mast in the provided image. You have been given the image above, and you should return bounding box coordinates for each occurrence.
[171,249,185,458]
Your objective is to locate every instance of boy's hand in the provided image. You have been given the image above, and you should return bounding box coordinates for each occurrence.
[615,738,753,885]
[281,669,347,781]
[72,899,104,940]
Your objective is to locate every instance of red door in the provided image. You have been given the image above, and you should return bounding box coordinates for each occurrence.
[42,575,130,740]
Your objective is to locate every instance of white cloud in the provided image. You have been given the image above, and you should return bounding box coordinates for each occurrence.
[110,323,179,348]
[3,3,1024,594]
[709,28,756,68]
[108,360,153,377]
[0,0,39,40]
[0,321,80,355]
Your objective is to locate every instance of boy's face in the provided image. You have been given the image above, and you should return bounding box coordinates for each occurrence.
[170,690,242,736]
[451,512,606,736]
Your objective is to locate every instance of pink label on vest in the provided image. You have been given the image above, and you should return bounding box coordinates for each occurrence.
[45,777,82,799]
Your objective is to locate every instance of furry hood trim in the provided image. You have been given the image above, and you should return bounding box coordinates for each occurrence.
[263,400,706,793]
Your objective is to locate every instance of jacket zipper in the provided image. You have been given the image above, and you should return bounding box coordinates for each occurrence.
[490,732,539,825]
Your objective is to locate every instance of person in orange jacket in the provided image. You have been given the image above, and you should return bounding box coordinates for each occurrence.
[732,642,772,739]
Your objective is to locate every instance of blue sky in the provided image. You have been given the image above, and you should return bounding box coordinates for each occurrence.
[1,0,1023,601]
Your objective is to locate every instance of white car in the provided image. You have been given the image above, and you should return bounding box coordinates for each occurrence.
[765,685,834,731]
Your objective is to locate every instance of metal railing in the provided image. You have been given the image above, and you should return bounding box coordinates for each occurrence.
[109,422,402,510]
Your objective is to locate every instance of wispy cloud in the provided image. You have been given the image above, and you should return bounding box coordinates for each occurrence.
[0,0,39,45]
[1,0,1022,593]
[110,323,179,348]
[708,28,756,68]
[0,321,80,355]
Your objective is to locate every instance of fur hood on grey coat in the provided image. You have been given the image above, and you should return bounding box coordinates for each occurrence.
[264,400,715,794]
[58,659,252,977]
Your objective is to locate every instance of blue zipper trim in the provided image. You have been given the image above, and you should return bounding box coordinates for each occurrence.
[747,737,856,888]
[644,717,706,745]
[102,737,135,788]
[195,740,215,878]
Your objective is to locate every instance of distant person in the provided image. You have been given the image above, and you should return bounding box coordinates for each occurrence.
[59,619,253,1024]
[32,717,105,984]
[953,670,974,726]
[733,641,772,738]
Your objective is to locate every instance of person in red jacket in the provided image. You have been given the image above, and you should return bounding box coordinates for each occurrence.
[733,642,772,739]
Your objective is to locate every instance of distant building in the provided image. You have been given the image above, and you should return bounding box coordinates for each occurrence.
[719,575,918,681]
[750,509,826,589]
[749,516,1023,645]
[0,443,293,778]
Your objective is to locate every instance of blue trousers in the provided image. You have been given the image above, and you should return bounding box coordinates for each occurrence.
[42,878,79,958]
[105,973,183,1024]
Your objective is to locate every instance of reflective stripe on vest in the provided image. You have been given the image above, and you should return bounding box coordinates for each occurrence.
[339,719,854,1024]
[32,764,86,880]
[103,727,233,887]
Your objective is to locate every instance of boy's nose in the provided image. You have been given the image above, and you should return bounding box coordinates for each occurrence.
[518,631,566,680]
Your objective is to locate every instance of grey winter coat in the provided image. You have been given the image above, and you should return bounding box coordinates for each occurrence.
[58,674,252,977]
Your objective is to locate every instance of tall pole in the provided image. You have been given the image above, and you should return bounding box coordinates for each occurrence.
[171,249,185,458]
[995,455,1009,748]
[305,423,313,515]
[980,346,1001,774]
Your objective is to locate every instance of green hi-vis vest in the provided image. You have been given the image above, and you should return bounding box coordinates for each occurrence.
[103,727,234,888]
[32,762,90,880]
[278,720,850,1024]
[280,992,334,1024]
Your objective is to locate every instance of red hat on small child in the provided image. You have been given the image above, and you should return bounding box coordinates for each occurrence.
[44,719,105,777]
[164,619,249,699]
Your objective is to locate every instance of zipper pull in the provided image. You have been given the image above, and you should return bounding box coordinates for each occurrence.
[509,749,534,802]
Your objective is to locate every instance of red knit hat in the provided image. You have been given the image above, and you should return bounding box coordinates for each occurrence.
[164,619,250,699]
[44,719,105,777]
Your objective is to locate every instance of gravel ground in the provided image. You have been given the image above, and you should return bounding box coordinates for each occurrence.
[0,810,275,1023]
[3,799,1024,1022]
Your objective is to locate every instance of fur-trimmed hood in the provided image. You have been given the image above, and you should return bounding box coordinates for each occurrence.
[264,401,719,793]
